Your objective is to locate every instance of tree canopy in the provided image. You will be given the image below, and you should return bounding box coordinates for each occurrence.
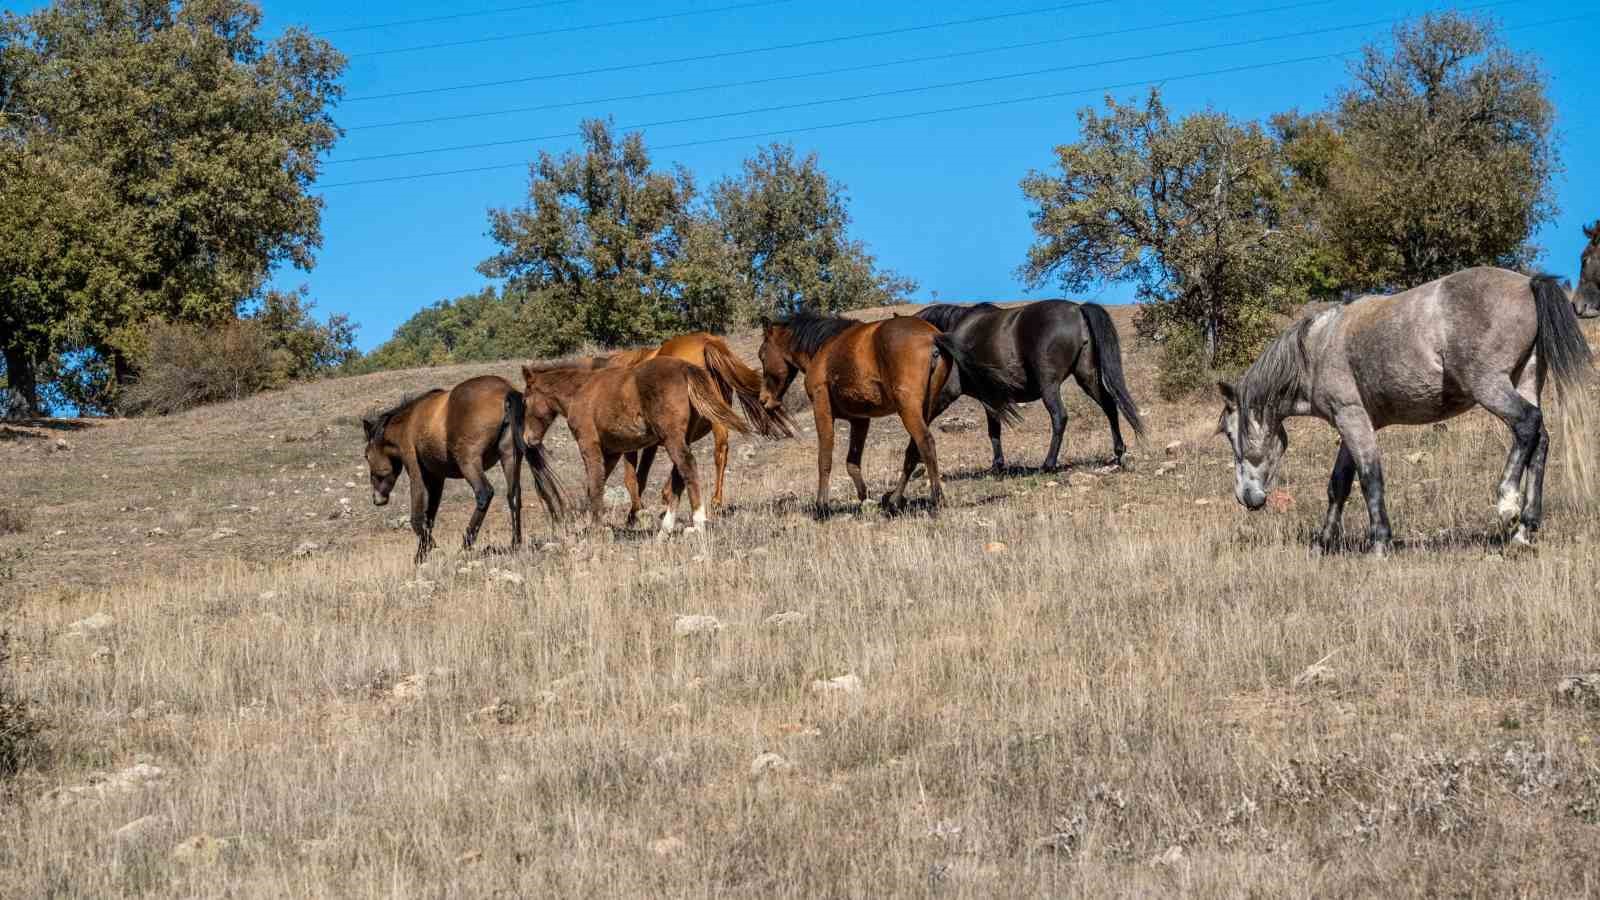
[0,0,344,414]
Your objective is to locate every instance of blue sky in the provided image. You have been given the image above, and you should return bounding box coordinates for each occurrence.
[20,1,1598,352]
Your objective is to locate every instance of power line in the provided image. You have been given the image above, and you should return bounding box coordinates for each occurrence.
[326,11,1475,166]
[349,0,798,59]
[346,0,1340,132]
[343,1,1116,101]
[313,1,580,36]
[316,13,1580,190]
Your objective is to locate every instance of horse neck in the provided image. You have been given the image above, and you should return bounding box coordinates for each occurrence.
[527,368,595,415]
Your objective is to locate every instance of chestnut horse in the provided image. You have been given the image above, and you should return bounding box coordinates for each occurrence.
[520,358,749,534]
[758,311,1020,516]
[363,375,566,562]
[599,333,793,515]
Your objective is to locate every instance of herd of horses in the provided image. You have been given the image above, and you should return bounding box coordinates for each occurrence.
[364,227,1600,563]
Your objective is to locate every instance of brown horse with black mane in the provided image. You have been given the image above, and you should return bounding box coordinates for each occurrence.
[363,375,566,563]
[758,311,1020,516]
[520,357,749,535]
[1574,221,1600,318]
[597,333,792,514]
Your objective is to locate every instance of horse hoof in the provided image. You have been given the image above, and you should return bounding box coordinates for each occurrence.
[1366,542,1393,560]
[1495,493,1524,528]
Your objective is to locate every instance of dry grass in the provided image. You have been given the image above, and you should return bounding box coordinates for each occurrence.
[3,309,1600,896]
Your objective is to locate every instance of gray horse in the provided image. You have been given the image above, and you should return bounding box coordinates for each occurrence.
[1219,267,1593,555]
[1574,221,1600,318]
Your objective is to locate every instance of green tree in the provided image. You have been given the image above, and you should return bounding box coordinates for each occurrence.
[710,143,914,320]
[1020,90,1308,393]
[1311,13,1557,291]
[479,119,697,353]
[0,0,344,413]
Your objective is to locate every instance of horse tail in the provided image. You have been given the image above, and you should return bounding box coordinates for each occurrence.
[684,366,750,436]
[932,332,1022,426]
[1532,273,1597,501]
[1079,303,1146,441]
[504,390,567,521]
[701,338,794,439]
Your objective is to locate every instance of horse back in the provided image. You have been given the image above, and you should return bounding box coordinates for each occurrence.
[809,317,938,415]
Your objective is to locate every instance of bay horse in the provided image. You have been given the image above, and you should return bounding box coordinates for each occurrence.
[520,357,749,535]
[1574,221,1600,319]
[916,300,1145,471]
[1218,268,1593,555]
[363,375,567,563]
[598,333,793,516]
[757,311,1020,516]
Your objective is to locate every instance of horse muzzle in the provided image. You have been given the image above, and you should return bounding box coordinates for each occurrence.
[372,491,390,507]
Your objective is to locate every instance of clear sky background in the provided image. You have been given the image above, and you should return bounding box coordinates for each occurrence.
[18,1,1596,352]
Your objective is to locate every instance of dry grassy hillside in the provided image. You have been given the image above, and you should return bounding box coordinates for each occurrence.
[4,306,1600,897]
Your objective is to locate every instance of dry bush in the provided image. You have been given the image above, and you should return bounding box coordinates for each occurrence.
[0,632,41,779]
[120,320,282,417]
[0,506,26,536]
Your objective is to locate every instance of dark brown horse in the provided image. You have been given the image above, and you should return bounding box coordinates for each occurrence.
[363,375,566,563]
[520,358,749,535]
[599,333,793,515]
[757,311,1019,516]
[916,300,1145,471]
[1574,221,1600,318]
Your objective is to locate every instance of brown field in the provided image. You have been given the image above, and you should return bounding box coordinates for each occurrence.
[4,306,1600,897]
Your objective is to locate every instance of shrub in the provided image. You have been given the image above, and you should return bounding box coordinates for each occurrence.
[0,505,28,536]
[0,631,41,778]
[119,320,280,416]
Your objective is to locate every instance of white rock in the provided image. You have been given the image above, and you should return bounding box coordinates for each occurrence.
[750,752,794,778]
[67,612,116,635]
[292,541,320,558]
[171,834,232,864]
[649,836,686,857]
[763,611,808,628]
[490,569,524,586]
[810,673,863,696]
[673,615,725,638]
[113,815,167,848]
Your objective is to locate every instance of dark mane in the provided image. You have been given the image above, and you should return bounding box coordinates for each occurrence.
[779,310,859,355]
[1585,220,1598,249]
[1236,314,1313,433]
[363,389,443,441]
[915,302,999,332]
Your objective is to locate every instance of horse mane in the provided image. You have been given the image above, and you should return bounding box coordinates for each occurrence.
[916,302,998,331]
[779,310,858,355]
[1584,220,1598,247]
[1236,314,1313,433]
[363,389,443,441]
[601,346,657,369]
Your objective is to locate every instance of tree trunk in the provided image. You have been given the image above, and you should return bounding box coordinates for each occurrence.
[1,344,42,418]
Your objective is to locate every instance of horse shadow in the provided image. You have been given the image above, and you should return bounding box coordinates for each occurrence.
[941,457,1122,483]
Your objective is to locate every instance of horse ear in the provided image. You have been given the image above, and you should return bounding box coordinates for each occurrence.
[361,416,377,440]
[1217,380,1238,408]
[1586,221,1600,242]
[521,363,536,384]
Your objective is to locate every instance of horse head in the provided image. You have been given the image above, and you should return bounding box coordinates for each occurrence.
[1575,221,1600,318]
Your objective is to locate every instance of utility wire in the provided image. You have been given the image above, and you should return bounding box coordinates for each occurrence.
[349,0,799,59]
[314,1,580,36]
[344,1,1117,101]
[346,0,1340,132]
[327,11,1477,166]
[317,13,1580,189]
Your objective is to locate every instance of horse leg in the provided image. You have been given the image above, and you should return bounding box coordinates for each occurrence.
[1507,363,1548,545]
[845,418,871,503]
[812,393,836,518]
[896,402,942,511]
[711,421,729,509]
[410,465,441,563]
[663,437,707,534]
[577,441,611,532]
[1477,381,1543,535]
[1039,382,1069,471]
[460,462,495,551]
[621,451,643,528]
[1334,410,1392,556]
[1073,366,1127,468]
[498,431,524,550]
[1315,442,1356,553]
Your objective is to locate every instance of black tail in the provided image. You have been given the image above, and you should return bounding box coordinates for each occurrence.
[1078,303,1146,440]
[1532,273,1595,402]
[932,333,1022,426]
[504,391,567,522]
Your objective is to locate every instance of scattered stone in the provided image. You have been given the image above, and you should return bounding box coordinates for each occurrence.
[983,541,1008,554]
[454,849,483,865]
[604,485,630,504]
[673,615,725,638]
[171,834,232,864]
[1265,489,1296,513]
[810,673,863,696]
[763,611,808,628]
[1432,422,1449,432]
[390,667,457,702]
[1154,461,1179,476]
[146,526,169,538]
[113,815,167,848]
[54,438,73,452]
[91,645,114,665]
[469,698,519,725]
[1404,451,1433,465]
[66,612,116,636]
[739,445,757,462]
[1291,655,1340,690]
[1194,498,1213,506]
[1149,845,1186,867]
[1093,464,1120,476]
[292,541,321,558]
[649,836,686,857]
[750,752,794,778]
[207,528,239,541]
[1556,672,1600,708]
[1164,440,1185,456]
[937,415,977,434]
[489,568,525,586]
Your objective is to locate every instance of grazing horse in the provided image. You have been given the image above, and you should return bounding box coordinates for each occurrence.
[598,333,793,515]
[1574,221,1600,319]
[363,375,566,563]
[1218,268,1593,555]
[520,358,749,534]
[916,300,1145,471]
[757,311,1020,516]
